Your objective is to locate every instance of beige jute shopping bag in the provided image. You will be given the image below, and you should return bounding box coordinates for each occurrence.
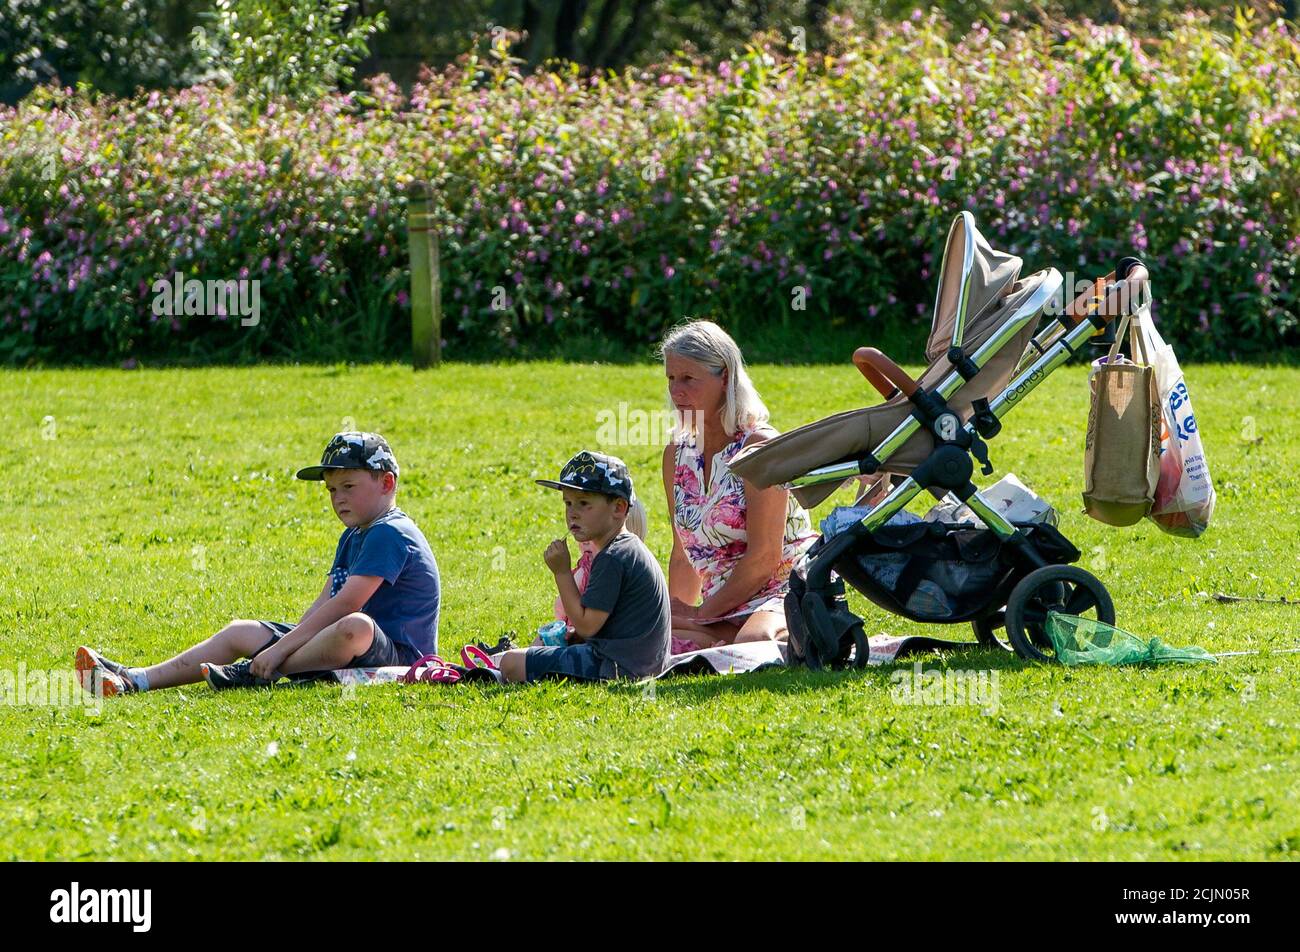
[1082,312,1161,526]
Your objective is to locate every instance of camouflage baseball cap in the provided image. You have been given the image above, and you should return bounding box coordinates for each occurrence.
[535,450,633,502]
[296,432,400,481]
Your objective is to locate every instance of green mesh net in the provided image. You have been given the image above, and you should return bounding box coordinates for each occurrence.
[1045,613,1218,667]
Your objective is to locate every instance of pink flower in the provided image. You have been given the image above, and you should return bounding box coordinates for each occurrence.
[675,463,701,496]
[709,497,747,531]
[714,539,748,562]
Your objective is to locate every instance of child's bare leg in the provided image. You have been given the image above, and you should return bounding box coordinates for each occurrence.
[499,649,528,683]
[672,627,718,649]
[278,613,376,674]
[673,617,740,649]
[140,620,271,690]
[732,611,787,644]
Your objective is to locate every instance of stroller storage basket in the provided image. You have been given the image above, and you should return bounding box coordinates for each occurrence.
[819,521,1079,624]
[785,521,1083,668]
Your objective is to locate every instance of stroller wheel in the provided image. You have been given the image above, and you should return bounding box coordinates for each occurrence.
[971,611,1011,651]
[1005,566,1115,662]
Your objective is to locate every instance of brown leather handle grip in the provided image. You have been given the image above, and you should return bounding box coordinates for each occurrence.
[852,347,918,399]
[1065,265,1152,324]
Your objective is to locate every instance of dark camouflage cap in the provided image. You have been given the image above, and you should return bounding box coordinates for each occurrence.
[296,432,400,481]
[535,450,633,502]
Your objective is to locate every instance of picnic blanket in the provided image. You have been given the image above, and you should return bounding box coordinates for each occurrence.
[319,632,975,686]
[658,633,972,675]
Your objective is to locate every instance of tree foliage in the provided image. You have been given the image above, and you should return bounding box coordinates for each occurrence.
[189,0,387,107]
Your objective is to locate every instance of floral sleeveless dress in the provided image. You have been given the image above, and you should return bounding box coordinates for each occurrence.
[673,426,818,621]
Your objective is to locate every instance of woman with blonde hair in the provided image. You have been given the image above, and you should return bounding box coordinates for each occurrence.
[658,320,817,648]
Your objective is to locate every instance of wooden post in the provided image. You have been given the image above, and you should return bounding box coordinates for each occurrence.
[406,180,441,369]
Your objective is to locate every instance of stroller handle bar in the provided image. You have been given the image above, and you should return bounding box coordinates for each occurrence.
[853,347,918,400]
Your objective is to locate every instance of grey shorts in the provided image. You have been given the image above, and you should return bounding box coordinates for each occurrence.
[253,618,411,668]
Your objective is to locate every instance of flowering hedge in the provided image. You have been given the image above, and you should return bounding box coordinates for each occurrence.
[2,10,1297,365]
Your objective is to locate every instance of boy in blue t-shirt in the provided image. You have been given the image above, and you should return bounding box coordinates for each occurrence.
[75,432,441,695]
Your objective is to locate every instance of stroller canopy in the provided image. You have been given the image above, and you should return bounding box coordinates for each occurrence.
[927,211,1022,362]
[731,212,1049,509]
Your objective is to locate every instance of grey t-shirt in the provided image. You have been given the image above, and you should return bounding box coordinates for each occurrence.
[580,531,671,679]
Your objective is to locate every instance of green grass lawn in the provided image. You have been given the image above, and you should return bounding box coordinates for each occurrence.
[2,360,1298,860]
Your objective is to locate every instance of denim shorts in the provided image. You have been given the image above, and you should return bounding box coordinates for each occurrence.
[253,618,411,668]
[524,643,614,682]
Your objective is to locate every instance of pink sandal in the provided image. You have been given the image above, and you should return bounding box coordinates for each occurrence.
[401,654,461,685]
[459,644,499,671]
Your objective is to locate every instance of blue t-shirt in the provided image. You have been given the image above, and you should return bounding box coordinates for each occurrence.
[328,507,440,661]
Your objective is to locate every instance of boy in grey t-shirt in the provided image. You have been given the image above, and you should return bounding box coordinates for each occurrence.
[498,451,671,683]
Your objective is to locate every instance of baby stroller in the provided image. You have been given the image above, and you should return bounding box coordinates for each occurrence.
[730,212,1149,664]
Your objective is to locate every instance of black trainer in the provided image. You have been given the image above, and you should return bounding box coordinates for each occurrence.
[475,634,515,655]
[201,659,276,690]
[447,663,499,684]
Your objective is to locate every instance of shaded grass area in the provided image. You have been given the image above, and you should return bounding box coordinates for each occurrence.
[1,361,1297,860]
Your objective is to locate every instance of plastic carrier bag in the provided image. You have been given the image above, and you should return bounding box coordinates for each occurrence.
[1045,612,1217,667]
